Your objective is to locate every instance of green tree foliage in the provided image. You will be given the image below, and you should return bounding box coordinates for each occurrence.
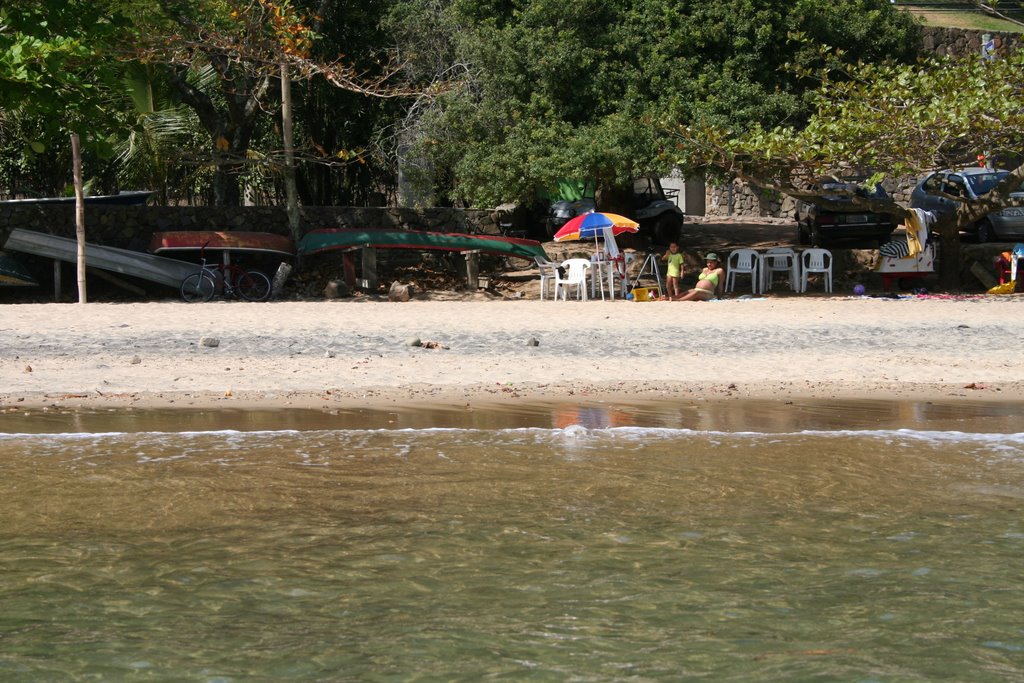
[674,49,1024,289]
[391,0,919,207]
[0,0,135,195]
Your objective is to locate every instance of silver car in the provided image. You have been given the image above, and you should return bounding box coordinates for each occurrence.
[910,168,1024,242]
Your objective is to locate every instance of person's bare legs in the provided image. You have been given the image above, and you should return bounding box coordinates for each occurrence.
[666,276,679,298]
[671,288,712,301]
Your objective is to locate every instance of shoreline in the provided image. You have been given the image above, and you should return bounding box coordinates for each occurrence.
[4,379,1021,414]
[2,299,1022,413]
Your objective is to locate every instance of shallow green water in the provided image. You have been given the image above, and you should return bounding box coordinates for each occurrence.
[1,401,1023,681]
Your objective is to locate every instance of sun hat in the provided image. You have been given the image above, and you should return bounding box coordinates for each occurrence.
[705,253,719,261]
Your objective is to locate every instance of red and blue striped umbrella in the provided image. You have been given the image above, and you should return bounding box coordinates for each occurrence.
[553,212,639,241]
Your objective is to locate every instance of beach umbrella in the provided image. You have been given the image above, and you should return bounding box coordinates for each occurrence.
[553,211,639,262]
[552,212,639,242]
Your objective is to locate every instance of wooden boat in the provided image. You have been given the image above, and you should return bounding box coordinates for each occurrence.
[0,191,154,206]
[4,228,196,289]
[0,250,38,286]
[298,228,548,262]
[149,231,295,257]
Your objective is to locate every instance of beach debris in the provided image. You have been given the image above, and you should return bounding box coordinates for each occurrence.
[964,382,987,390]
[23,365,32,373]
[323,279,350,299]
[406,337,422,347]
[527,337,540,347]
[200,337,220,348]
[225,389,233,397]
[388,281,413,302]
[421,340,448,350]
[325,349,336,358]
[131,355,142,365]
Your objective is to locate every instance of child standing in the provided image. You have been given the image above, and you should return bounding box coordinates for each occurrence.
[662,242,684,298]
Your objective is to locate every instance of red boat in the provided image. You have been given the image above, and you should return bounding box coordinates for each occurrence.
[149,230,295,256]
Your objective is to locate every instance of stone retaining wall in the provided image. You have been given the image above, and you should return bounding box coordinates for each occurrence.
[705,25,1021,219]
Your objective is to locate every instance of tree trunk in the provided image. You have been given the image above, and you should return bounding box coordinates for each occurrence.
[212,154,243,206]
[281,63,301,242]
[71,133,87,304]
[936,219,962,292]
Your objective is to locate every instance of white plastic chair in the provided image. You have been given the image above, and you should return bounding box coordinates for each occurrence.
[554,258,591,301]
[760,247,800,292]
[535,257,558,300]
[725,249,760,294]
[800,248,833,293]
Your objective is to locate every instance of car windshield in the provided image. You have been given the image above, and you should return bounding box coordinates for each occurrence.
[819,182,886,201]
[966,171,1008,195]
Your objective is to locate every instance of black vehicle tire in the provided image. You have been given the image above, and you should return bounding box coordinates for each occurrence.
[797,220,811,246]
[809,224,823,247]
[180,273,216,302]
[653,213,682,245]
[237,270,272,301]
[976,219,994,244]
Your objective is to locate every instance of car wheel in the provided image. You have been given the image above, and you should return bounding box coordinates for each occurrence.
[976,219,994,243]
[810,224,823,247]
[797,219,811,245]
[653,213,682,245]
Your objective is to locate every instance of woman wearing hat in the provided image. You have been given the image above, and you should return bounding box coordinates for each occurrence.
[671,253,723,301]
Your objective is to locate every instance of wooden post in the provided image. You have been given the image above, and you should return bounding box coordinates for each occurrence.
[71,133,87,303]
[281,64,300,243]
[53,259,61,302]
[361,247,378,289]
[342,252,356,289]
[463,250,480,289]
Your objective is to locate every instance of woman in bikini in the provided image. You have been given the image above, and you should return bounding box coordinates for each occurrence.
[672,253,723,301]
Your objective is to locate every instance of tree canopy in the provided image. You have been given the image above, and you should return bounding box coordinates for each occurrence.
[392,0,920,207]
[0,0,415,204]
[0,0,133,165]
[673,47,1024,288]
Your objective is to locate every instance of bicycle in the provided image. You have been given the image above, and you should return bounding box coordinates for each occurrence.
[179,243,272,302]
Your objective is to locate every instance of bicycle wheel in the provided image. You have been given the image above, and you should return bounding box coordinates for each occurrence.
[236,270,271,301]
[180,273,216,302]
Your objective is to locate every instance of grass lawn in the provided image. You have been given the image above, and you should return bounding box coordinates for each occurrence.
[899,1,1024,33]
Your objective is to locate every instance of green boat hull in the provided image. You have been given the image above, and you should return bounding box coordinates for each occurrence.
[298,229,548,262]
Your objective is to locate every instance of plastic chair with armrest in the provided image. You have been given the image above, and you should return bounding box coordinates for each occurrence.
[800,248,833,293]
[554,258,591,301]
[725,248,760,294]
[761,247,800,292]
[535,257,559,300]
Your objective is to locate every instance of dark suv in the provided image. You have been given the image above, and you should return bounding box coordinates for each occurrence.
[796,180,897,247]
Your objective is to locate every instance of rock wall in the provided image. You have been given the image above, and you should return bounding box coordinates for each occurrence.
[922,26,1022,58]
[706,181,799,220]
[705,25,1022,219]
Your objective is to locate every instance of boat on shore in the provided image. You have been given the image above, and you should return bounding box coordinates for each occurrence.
[149,231,296,257]
[298,228,548,262]
[0,191,155,207]
[0,251,38,286]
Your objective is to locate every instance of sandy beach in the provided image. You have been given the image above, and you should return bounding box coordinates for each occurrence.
[1,296,1022,410]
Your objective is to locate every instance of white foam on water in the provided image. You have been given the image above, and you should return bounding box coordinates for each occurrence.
[4,425,1024,444]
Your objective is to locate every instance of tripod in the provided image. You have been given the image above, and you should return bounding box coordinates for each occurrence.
[630,251,664,296]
